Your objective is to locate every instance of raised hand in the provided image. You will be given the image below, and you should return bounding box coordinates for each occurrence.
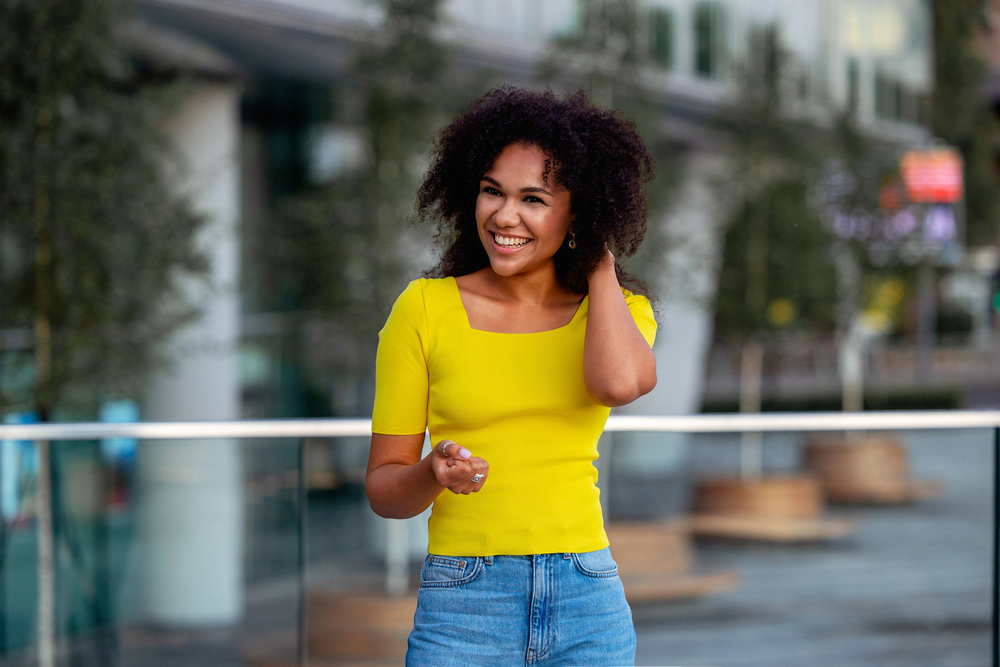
[432,440,489,495]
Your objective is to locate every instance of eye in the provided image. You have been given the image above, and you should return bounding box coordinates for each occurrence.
[481,186,501,196]
[523,195,544,204]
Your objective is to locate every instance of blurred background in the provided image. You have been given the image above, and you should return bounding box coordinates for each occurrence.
[0,0,999,665]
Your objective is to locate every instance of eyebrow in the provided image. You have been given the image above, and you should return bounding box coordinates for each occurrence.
[481,175,552,197]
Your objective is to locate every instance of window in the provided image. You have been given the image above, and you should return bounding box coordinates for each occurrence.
[846,58,859,115]
[694,2,725,79]
[902,88,924,125]
[875,69,917,123]
[649,7,674,69]
[875,69,893,119]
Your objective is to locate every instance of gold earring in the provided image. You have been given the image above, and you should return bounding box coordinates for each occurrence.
[568,232,577,249]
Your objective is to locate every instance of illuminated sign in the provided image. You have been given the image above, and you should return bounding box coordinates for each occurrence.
[831,206,957,244]
[899,147,964,203]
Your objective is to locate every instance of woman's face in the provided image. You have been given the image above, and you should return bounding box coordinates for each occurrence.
[475,143,572,279]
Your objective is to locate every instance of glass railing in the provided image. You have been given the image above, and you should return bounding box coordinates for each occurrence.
[0,413,996,667]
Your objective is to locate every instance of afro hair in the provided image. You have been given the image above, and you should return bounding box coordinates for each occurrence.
[415,86,655,298]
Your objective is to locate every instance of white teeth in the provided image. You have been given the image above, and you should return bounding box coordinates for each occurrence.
[494,233,529,247]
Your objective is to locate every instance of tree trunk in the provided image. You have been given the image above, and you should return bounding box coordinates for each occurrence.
[739,339,764,479]
[833,242,864,441]
[915,260,936,381]
[740,193,769,480]
[32,13,56,667]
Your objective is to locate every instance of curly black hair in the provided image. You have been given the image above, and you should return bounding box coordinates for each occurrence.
[415,86,655,298]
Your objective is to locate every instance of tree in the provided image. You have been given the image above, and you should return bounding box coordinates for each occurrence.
[714,27,837,341]
[253,0,456,415]
[715,179,837,339]
[711,26,841,476]
[714,27,840,343]
[930,0,1000,246]
[0,3,207,663]
[538,0,681,292]
[0,0,208,419]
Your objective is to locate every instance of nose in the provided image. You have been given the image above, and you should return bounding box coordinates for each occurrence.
[494,198,519,227]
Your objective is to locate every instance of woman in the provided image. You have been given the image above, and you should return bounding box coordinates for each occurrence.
[365,87,658,666]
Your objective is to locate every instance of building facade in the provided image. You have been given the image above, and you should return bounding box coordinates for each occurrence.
[0,0,936,651]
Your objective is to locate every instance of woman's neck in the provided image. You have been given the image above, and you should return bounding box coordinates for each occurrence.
[481,263,574,307]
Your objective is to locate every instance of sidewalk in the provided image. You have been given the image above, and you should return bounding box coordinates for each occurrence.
[633,428,992,667]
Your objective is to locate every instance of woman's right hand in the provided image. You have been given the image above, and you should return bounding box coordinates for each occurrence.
[432,440,489,495]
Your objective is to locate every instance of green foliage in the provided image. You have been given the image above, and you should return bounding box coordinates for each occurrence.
[0,0,208,414]
[715,179,837,337]
[712,26,837,341]
[538,0,680,291]
[721,26,816,203]
[542,0,646,107]
[931,0,1000,245]
[254,0,456,402]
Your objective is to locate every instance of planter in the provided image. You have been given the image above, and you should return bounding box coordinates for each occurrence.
[804,434,945,503]
[309,593,416,660]
[690,475,856,542]
[244,592,416,667]
[606,520,740,603]
[694,475,823,519]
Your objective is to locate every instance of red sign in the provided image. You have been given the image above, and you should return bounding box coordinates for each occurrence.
[899,148,964,203]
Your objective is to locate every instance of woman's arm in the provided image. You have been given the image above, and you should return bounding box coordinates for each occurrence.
[366,434,489,519]
[583,250,657,407]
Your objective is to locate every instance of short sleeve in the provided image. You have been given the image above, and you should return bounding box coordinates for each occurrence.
[371,280,430,435]
[623,289,657,348]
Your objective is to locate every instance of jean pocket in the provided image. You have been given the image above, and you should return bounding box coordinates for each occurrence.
[419,555,484,588]
[571,547,619,578]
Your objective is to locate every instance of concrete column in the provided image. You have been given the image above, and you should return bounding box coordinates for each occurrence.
[607,155,723,519]
[140,83,243,625]
[618,153,722,421]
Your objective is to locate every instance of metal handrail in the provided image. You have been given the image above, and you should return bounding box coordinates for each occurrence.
[1,409,1000,440]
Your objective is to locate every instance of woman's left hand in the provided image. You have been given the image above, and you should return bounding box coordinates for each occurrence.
[432,440,489,495]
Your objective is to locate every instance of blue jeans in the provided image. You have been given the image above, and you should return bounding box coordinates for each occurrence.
[406,547,636,666]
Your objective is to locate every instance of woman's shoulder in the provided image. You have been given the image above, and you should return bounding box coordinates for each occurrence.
[618,287,657,345]
[390,277,455,316]
[404,276,456,300]
[395,276,452,295]
[619,287,649,307]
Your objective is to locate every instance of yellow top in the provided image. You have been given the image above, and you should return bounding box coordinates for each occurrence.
[371,277,657,556]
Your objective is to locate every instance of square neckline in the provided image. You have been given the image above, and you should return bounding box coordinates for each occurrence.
[447,276,586,335]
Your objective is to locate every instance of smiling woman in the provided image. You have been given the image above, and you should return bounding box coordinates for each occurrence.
[418,87,655,297]
[475,144,572,277]
[365,87,658,667]
[458,143,581,334]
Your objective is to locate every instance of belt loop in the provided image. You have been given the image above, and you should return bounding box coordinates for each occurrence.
[485,555,494,565]
[563,553,572,560]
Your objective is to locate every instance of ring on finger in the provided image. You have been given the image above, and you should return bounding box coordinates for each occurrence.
[471,473,484,483]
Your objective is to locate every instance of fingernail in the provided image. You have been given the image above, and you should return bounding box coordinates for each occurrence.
[458,447,471,460]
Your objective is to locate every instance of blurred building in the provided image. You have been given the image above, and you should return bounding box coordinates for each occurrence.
[0,1,938,649]
[127,0,936,619]
[698,0,1000,417]
[136,0,935,409]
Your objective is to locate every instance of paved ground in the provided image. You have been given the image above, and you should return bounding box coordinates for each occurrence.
[632,428,994,667]
[1,428,993,667]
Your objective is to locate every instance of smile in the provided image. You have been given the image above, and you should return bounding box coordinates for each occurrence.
[490,231,532,250]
